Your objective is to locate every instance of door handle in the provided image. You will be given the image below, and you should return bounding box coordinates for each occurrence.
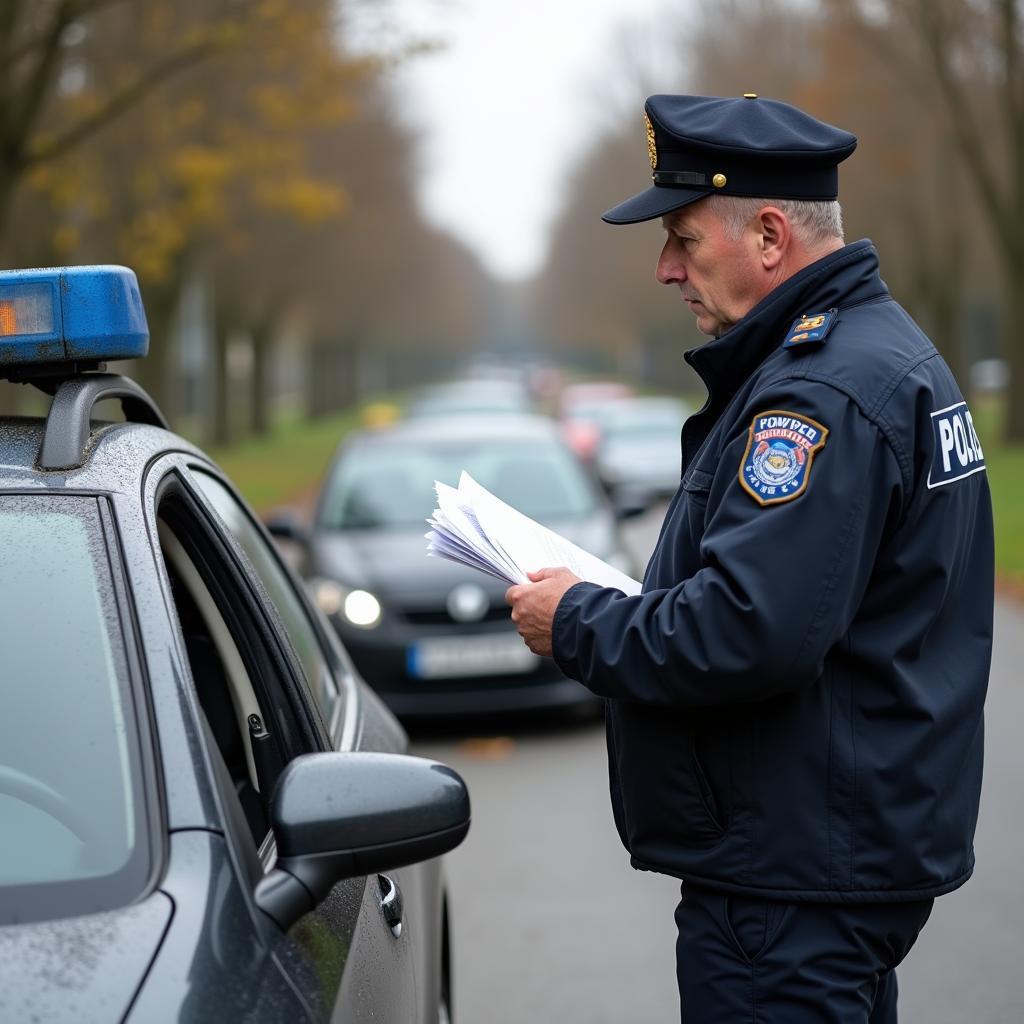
[377,873,404,938]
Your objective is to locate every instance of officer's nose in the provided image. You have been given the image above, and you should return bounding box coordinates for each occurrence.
[656,239,686,286]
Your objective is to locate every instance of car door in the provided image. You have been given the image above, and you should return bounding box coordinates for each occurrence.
[146,454,422,1022]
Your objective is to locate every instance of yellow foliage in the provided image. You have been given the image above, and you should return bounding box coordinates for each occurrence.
[176,100,206,130]
[122,208,188,285]
[26,165,53,192]
[249,84,301,130]
[87,192,110,219]
[171,146,234,189]
[7,0,402,297]
[312,94,357,127]
[180,18,244,50]
[256,0,289,23]
[252,177,349,224]
[53,224,80,257]
[50,175,82,212]
[135,168,161,202]
[142,4,173,42]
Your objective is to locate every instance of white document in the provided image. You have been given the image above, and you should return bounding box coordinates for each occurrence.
[426,471,642,596]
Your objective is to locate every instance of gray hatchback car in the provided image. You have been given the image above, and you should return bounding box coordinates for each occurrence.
[280,413,636,718]
[0,266,469,1022]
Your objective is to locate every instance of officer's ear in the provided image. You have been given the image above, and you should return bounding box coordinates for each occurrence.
[753,206,790,270]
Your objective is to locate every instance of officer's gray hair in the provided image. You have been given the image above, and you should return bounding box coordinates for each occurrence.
[706,196,844,247]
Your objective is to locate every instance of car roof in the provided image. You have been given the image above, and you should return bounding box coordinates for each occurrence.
[602,396,689,420]
[558,381,633,411]
[0,415,205,493]
[349,413,564,449]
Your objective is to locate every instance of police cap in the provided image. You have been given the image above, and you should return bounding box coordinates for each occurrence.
[602,93,857,225]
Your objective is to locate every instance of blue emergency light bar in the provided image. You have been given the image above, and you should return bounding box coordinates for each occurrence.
[0,265,148,377]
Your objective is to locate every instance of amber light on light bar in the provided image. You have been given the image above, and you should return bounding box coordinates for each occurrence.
[0,300,17,336]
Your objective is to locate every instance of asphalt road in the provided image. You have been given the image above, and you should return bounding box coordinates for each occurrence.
[411,506,1024,1023]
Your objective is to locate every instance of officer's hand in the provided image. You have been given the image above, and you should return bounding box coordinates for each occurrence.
[505,567,581,658]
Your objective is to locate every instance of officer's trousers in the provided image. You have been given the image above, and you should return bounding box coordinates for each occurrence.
[674,884,934,1023]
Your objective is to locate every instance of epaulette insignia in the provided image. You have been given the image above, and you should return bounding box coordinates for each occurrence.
[782,308,839,349]
[739,409,829,506]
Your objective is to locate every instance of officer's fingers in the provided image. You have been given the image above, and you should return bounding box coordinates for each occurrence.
[528,566,566,582]
[505,584,522,605]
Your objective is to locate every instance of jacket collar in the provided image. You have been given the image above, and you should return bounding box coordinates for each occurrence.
[684,239,887,393]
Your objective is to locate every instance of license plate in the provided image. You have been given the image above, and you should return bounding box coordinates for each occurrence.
[408,633,539,679]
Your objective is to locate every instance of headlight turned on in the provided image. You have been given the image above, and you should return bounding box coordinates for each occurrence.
[312,578,382,629]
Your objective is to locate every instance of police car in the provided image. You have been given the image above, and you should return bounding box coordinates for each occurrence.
[0,266,469,1022]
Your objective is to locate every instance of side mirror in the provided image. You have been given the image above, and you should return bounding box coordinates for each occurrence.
[255,753,470,930]
[264,508,311,547]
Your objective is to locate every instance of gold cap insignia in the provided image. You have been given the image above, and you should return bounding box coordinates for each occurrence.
[712,173,727,188]
[644,112,657,170]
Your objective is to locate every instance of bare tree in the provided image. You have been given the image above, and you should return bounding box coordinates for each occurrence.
[829,0,1024,435]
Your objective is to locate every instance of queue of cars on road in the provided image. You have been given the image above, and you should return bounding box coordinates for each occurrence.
[267,369,688,723]
[273,413,637,718]
[0,267,468,1023]
[591,396,690,510]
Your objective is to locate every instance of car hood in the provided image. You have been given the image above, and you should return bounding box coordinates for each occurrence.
[312,514,620,599]
[0,892,173,1023]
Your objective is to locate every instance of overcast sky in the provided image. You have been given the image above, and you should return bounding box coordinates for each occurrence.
[350,0,684,281]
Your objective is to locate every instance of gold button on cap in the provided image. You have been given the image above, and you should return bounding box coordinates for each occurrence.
[712,173,727,188]
[743,92,758,98]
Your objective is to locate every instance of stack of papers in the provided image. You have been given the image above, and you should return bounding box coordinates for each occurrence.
[426,471,642,596]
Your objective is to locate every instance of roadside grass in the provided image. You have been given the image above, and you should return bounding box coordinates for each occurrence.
[971,396,1024,584]
[989,448,1024,581]
[201,407,371,513]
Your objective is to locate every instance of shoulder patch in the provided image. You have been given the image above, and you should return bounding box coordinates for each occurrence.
[927,400,986,488]
[739,410,828,506]
[782,308,839,349]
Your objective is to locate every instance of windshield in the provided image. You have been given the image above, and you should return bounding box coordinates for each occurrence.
[603,402,687,439]
[319,438,599,530]
[0,496,148,923]
[606,416,683,439]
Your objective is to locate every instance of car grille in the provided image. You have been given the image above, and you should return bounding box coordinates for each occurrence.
[401,605,511,626]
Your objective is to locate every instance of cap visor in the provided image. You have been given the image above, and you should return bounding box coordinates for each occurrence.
[602,184,708,224]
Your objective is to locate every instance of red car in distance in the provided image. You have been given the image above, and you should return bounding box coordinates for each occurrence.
[558,381,634,462]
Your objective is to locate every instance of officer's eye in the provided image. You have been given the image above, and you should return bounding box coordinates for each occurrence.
[663,223,700,254]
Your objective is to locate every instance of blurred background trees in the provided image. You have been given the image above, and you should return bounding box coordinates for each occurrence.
[0,0,491,435]
[529,0,1022,432]
[0,0,1020,439]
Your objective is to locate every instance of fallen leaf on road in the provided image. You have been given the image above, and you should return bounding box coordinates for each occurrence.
[458,737,516,760]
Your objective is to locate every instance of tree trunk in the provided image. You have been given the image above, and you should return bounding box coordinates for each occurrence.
[249,320,272,436]
[0,170,17,254]
[334,335,359,411]
[130,283,180,425]
[1002,251,1024,441]
[307,339,331,419]
[0,381,21,416]
[209,313,231,447]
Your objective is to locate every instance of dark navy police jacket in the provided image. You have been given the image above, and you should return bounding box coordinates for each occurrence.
[552,240,993,902]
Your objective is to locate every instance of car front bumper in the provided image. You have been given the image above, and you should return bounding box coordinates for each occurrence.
[329,614,597,717]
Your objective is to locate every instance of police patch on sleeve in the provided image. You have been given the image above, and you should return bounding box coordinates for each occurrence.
[739,410,829,506]
[927,401,985,488]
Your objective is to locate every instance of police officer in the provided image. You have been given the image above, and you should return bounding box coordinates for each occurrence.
[506,94,993,1022]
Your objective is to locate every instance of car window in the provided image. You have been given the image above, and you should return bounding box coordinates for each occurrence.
[0,495,149,922]
[319,439,598,530]
[603,401,687,438]
[188,470,341,729]
[156,478,324,851]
